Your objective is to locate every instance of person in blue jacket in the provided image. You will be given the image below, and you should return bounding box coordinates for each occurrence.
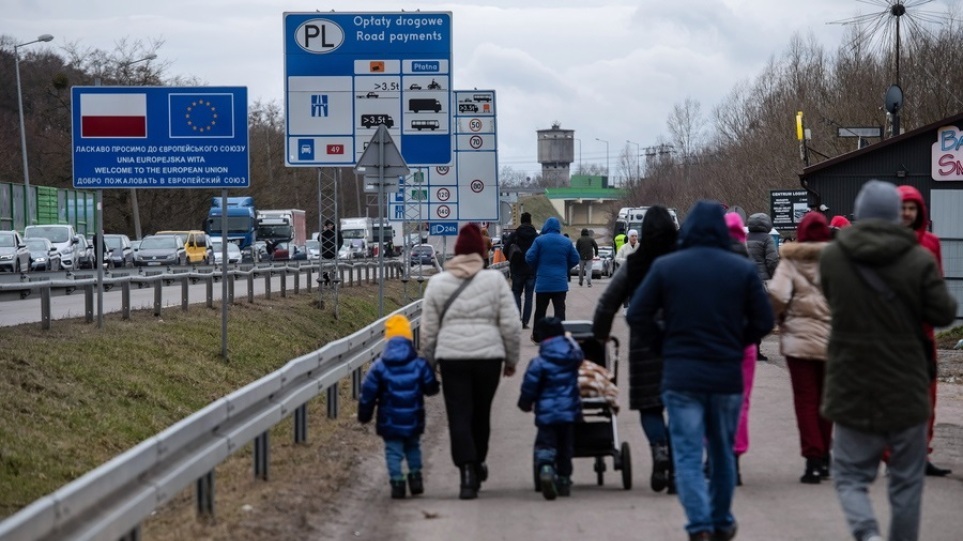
[627,201,774,541]
[358,314,440,499]
[525,217,580,342]
[518,317,584,500]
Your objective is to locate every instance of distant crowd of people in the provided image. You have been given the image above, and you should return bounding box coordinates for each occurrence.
[355,180,955,541]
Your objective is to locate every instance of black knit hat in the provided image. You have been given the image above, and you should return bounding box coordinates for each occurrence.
[535,317,565,342]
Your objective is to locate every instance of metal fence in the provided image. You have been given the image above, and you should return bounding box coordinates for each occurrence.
[0,300,424,541]
[0,260,407,329]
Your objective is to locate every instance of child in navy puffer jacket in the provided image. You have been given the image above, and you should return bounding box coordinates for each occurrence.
[359,314,440,499]
[518,317,584,500]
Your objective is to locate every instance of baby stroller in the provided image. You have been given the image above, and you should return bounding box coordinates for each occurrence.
[532,320,632,490]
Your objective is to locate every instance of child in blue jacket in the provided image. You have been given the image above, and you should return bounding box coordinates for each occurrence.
[518,317,584,500]
[359,314,440,499]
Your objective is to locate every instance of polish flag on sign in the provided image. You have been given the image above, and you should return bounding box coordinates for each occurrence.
[80,93,147,138]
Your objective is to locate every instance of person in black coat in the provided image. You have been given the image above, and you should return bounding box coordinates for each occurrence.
[319,220,342,286]
[592,205,678,494]
[504,212,539,328]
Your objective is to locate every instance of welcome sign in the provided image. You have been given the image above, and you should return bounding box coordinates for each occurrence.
[932,125,963,181]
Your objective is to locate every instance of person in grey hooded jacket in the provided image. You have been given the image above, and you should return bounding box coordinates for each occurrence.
[746,212,778,360]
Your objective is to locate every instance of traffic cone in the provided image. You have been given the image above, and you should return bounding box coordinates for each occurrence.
[492,248,506,264]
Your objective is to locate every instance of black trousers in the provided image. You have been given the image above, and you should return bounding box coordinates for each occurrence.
[535,423,575,477]
[533,291,567,338]
[439,359,503,467]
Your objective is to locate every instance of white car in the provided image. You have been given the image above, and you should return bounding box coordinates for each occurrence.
[211,241,242,265]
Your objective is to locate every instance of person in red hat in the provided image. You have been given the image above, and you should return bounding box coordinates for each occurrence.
[768,212,834,484]
[419,223,521,500]
[898,185,950,477]
[829,215,851,239]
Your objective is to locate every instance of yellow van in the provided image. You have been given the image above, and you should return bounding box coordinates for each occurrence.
[155,230,212,264]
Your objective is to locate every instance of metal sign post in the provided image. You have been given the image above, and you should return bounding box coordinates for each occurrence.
[355,125,409,316]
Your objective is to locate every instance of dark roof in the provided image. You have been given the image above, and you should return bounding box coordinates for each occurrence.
[799,110,963,178]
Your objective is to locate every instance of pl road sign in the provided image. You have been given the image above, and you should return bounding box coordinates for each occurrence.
[71,86,249,189]
[283,12,453,167]
[429,221,458,235]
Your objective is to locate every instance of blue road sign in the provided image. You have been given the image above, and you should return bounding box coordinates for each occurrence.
[429,222,458,236]
[71,87,249,189]
[283,12,453,167]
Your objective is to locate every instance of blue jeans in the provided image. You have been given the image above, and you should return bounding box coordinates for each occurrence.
[384,435,423,481]
[663,390,742,536]
[511,273,535,326]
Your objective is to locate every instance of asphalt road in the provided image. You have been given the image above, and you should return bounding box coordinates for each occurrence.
[328,278,963,541]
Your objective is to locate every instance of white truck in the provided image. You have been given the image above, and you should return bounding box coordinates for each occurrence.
[257,209,307,247]
[340,217,395,258]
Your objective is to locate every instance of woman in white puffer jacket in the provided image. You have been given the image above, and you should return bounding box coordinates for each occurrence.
[420,223,521,500]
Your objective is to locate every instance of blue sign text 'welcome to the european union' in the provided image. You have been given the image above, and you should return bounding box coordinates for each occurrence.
[71,86,249,189]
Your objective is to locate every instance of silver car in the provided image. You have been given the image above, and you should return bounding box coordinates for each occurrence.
[24,237,61,271]
[134,235,187,267]
[0,230,31,273]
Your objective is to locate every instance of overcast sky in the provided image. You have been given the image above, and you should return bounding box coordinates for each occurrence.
[6,0,959,182]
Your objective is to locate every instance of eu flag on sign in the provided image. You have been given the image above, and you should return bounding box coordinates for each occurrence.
[169,93,235,138]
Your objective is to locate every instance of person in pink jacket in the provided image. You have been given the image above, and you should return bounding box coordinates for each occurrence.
[767,212,833,484]
[724,213,756,486]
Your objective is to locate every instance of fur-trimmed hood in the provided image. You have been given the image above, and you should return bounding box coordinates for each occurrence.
[778,241,827,262]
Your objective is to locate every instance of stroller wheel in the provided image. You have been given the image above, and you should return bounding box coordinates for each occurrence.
[595,456,606,486]
[621,442,633,490]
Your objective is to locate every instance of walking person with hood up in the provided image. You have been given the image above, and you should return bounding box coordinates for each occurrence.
[420,223,521,500]
[593,205,678,495]
[820,180,956,541]
[746,212,779,360]
[525,216,580,342]
[766,211,834,485]
[898,184,951,477]
[628,201,773,541]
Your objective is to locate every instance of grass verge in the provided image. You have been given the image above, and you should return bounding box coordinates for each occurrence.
[0,281,413,520]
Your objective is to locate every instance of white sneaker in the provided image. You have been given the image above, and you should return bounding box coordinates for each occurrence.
[622,306,628,317]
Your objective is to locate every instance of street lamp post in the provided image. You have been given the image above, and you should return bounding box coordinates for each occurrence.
[595,138,609,185]
[118,54,158,240]
[626,139,641,185]
[574,138,582,175]
[14,33,54,226]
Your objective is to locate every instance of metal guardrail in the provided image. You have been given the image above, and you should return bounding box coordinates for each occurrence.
[0,260,406,329]
[0,301,424,541]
